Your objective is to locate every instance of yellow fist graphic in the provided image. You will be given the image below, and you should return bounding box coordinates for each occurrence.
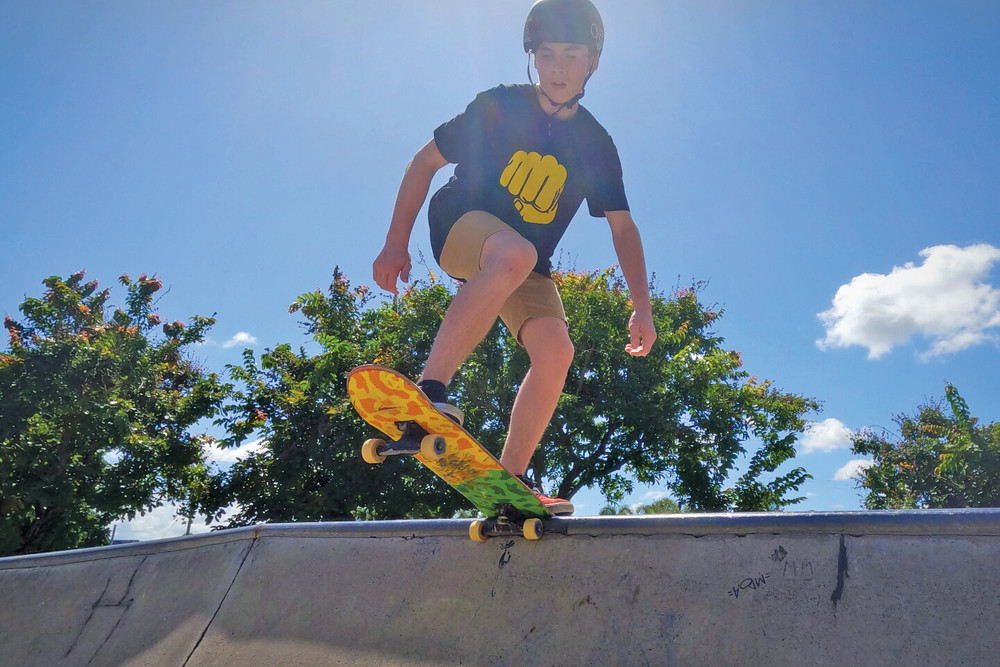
[500,150,567,225]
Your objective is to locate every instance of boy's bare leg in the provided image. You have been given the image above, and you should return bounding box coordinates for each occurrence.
[420,231,537,385]
[500,317,575,476]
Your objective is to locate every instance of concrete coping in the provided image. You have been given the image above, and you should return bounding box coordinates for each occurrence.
[3,508,999,570]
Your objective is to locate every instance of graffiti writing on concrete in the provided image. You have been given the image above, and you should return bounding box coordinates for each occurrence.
[498,540,515,569]
[783,559,814,577]
[728,573,770,599]
[769,544,814,578]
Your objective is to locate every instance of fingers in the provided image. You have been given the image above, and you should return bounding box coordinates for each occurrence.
[626,314,657,357]
[625,341,649,357]
[626,328,642,355]
[374,272,397,295]
[626,338,654,357]
[372,261,397,294]
[373,247,411,295]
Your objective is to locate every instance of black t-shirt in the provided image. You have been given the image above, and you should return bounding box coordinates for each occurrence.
[429,84,629,277]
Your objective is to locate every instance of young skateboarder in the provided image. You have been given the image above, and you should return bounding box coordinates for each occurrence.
[373,0,657,515]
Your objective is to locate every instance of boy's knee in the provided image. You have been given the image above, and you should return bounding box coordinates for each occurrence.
[525,320,575,371]
[551,333,575,371]
[483,232,537,278]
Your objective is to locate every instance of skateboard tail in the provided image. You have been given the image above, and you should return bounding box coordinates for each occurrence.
[451,469,549,520]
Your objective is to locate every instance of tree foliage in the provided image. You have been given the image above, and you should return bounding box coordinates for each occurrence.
[600,497,682,515]
[542,269,817,510]
[0,265,827,551]
[851,384,1000,509]
[0,272,226,555]
[213,267,817,524]
[211,269,468,526]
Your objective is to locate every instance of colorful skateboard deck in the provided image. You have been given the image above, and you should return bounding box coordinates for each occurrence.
[347,364,550,540]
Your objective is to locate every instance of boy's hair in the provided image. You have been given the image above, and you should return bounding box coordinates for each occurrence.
[523,0,605,56]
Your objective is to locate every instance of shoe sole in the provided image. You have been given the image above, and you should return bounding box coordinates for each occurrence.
[541,499,574,516]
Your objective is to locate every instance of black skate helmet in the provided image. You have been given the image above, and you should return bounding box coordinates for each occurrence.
[523,0,604,56]
[523,0,604,115]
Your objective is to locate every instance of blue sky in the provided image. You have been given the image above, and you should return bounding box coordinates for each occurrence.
[2,1,998,539]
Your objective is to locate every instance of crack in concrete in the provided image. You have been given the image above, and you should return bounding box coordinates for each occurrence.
[182,532,261,665]
[65,555,147,664]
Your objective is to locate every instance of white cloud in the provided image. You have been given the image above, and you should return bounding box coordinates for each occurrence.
[817,244,1000,359]
[641,489,672,503]
[205,438,267,466]
[223,331,258,348]
[801,418,853,454]
[112,503,214,542]
[109,441,265,543]
[833,459,872,481]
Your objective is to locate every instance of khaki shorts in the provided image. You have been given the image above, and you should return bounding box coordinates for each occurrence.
[439,210,566,341]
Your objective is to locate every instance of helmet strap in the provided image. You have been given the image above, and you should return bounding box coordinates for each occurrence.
[526,52,598,119]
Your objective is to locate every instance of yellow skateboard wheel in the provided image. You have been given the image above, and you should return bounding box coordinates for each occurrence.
[420,434,447,460]
[362,438,387,464]
[523,518,543,540]
[469,520,487,542]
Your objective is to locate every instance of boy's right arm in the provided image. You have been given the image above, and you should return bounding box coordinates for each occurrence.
[373,139,449,294]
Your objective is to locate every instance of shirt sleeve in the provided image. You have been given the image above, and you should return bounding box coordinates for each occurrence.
[586,132,630,217]
[433,88,501,165]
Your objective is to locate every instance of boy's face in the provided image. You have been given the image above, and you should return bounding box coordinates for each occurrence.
[532,42,599,106]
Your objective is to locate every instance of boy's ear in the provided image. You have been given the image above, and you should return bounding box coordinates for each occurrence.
[589,53,600,74]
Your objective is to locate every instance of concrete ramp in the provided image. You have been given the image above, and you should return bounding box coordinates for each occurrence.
[2,510,999,665]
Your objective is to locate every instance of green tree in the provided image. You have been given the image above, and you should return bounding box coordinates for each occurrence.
[0,272,226,555]
[211,269,467,526]
[374,268,818,512]
[600,497,682,515]
[214,267,817,522]
[851,384,1000,509]
[537,269,817,511]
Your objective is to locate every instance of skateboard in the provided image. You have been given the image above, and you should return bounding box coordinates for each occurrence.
[347,364,551,541]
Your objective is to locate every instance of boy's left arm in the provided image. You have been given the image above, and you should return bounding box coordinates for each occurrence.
[606,210,657,357]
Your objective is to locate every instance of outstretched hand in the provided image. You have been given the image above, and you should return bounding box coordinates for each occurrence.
[625,310,657,357]
[373,245,411,295]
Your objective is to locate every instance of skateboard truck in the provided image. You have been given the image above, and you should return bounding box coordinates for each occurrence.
[469,516,544,541]
[362,422,446,463]
[469,505,544,542]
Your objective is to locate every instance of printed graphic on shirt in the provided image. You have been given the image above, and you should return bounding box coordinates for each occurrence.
[499,150,567,225]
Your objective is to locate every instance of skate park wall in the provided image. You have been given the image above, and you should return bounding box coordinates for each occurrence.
[2,509,999,666]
